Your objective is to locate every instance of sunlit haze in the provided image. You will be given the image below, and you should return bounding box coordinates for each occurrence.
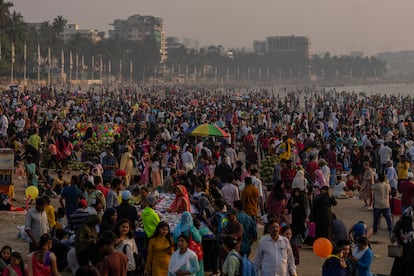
[11,0,414,56]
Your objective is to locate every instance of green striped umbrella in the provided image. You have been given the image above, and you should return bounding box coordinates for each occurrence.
[188,123,229,137]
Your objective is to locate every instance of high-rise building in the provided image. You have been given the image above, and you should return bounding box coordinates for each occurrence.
[253,35,310,58]
[109,14,167,63]
[27,22,101,43]
[61,24,101,43]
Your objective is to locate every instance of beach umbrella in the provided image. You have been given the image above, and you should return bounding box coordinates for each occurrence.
[187,123,229,137]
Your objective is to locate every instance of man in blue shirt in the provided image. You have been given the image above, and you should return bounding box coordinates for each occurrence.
[102,147,118,183]
[234,200,257,257]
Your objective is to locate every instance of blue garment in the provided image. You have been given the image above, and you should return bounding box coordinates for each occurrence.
[172,211,203,276]
[356,248,373,276]
[173,211,202,244]
[102,155,117,182]
[60,185,82,217]
[353,223,365,239]
[237,211,257,257]
[322,256,347,276]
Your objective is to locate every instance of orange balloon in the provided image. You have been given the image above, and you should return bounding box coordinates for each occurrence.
[313,237,333,258]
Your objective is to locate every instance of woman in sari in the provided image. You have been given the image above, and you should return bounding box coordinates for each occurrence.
[173,212,204,276]
[120,146,134,186]
[151,154,162,189]
[359,161,374,208]
[140,153,150,186]
[168,185,191,214]
[27,234,59,276]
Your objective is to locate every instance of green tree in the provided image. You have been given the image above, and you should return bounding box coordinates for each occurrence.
[0,0,12,27]
[4,11,27,45]
[52,15,67,35]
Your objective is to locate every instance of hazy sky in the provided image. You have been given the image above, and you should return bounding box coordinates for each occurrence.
[11,0,414,56]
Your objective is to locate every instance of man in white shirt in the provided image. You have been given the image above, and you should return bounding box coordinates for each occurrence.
[385,160,398,190]
[220,174,240,208]
[371,173,393,235]
[181,145,195,172]
[160,127,171,141]
[254,220,297,276]
[378,142,392,173]
[225,144,238,169]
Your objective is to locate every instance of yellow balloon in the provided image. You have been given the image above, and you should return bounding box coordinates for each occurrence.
[25,186,39,199]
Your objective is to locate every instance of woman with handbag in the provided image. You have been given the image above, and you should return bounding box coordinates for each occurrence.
[390,214,413,276]
[173,212,204,276]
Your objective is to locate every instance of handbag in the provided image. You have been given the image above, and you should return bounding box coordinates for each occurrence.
[388,243,403,258]
[307,221,316,238]
[188,230,203,260]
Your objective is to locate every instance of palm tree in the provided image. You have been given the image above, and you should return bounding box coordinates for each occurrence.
[5,11,27,46]
[52,15,67,35]
[0,0,12,28]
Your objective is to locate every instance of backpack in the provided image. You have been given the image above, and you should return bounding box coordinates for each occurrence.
[230,253,259,276]
[216,212,229,238]
[123,244,145,275]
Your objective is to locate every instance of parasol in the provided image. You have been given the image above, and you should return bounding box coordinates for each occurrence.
[186,123,229,137]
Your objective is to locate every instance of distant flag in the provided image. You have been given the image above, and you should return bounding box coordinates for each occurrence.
[37,44,40,66]
[130,59,132,73]
[61,49,64,72]
[48,46,51,67]
[24,43,27,62]
[108,59,111,74]
[11,42,15,64]
[69,51,72,70]
[75,53,78,69]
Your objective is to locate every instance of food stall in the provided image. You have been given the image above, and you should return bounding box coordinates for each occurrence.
[134,193,215,270]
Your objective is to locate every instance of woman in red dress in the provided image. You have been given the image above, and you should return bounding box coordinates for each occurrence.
[168,185,191,213]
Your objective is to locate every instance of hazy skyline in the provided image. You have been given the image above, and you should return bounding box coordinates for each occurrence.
[11,0,414,56]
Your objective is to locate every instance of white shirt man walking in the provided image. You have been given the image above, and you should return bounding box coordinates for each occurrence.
[254,220,297,276]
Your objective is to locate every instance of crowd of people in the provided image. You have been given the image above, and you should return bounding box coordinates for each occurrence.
[0,84,414,275]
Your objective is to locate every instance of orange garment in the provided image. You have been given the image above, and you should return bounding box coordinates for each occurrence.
[169,185,191,213]
[241,184,259,216]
